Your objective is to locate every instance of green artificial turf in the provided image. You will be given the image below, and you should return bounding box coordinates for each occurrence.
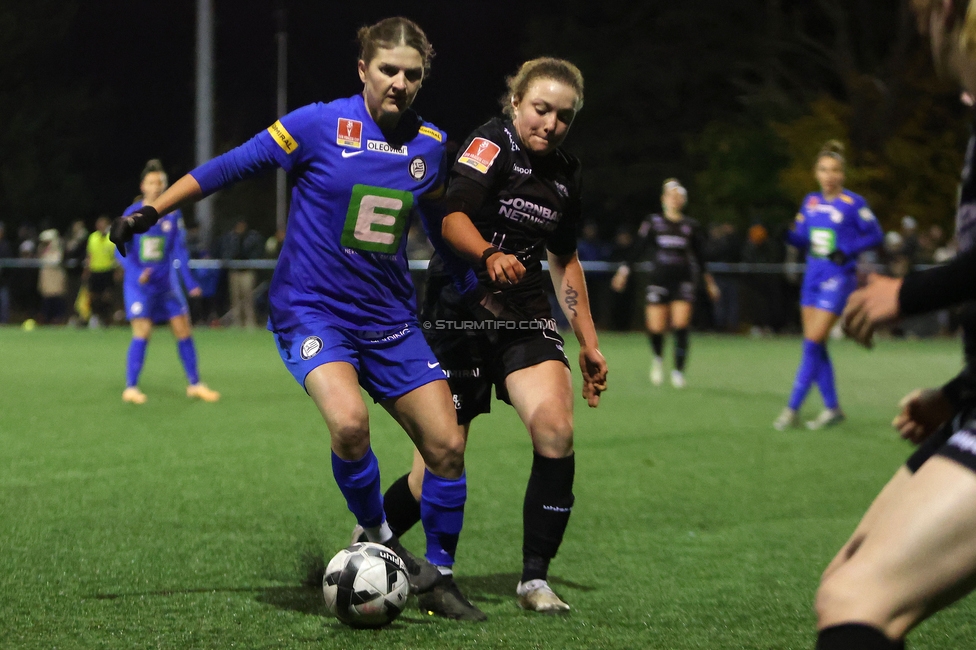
[1,326,974,648]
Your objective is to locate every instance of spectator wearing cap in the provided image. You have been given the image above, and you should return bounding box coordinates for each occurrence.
[38,229,67,323]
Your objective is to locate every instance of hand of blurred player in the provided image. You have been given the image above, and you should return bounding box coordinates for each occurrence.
[579,346,608,408]
[892,388,953,444]
[110,205,159,257]
[189,287,202,298]
[138,268,152,285]
[842,273,902,348]
[610,267,629,293]
[485,252,525,286]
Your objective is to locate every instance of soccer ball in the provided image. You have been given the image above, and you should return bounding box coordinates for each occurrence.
[322,542,410,628]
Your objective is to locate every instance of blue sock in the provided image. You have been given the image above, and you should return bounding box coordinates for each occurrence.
[331,449,385,528]
[787,339,823,411]
[815,345,839,410]
[176,337,200,385]
[420,469,466,567]
[126,338,148,388]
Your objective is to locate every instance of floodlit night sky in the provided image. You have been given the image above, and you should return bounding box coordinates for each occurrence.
[61,0,541,219]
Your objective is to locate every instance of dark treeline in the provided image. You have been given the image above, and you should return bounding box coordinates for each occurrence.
[0,0,968,239]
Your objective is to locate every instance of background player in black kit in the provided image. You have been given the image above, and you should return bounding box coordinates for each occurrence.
[810,2,976,648]
[373,57,607,615]
[610,179,719,388]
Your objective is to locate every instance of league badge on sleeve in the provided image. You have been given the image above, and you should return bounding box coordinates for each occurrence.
[301,336,323,360]
[458,137,501,174]
[337,119,362,148]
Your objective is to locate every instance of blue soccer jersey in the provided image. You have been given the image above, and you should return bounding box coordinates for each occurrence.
[785,190,883,313]
[190,95,465,334]
[117,205,198,322]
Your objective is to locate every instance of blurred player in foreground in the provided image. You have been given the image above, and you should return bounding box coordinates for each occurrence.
[116,159,219,405]
[774,141,882,431]
[610,179,718,388]
[815,1,976,648]
[375,57,607,613]
[110,18,481,619]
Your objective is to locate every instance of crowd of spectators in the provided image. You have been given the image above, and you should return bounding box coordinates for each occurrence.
[0,217,279,328]
[0,213,959,336]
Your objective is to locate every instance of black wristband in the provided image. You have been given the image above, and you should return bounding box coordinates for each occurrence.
[480,246,501,268]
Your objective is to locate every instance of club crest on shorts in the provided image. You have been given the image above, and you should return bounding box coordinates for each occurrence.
[409,156,427,181]
[300,336,323,360]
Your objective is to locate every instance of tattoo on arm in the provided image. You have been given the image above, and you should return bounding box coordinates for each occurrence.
[564,283,579,318]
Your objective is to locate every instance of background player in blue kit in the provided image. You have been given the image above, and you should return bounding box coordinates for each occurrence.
[118,159,220,405]
[109,17,483,620]
[773,141,883,431]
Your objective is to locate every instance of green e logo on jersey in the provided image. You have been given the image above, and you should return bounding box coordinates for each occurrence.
[809,228,836,257]
[341,184,414,254]
[139,236,165,262]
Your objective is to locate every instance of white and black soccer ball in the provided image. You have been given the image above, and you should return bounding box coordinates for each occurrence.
[322,542,410,628]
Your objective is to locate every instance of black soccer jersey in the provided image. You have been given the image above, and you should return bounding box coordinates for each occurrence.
[627,213,705,274]
[429,117,582,314]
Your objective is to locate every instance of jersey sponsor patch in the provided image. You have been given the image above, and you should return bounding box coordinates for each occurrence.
[139,236,165,262]
[268,120,299,154]
[341,184,414,254]
[458,137,501,174]
[300,336,323,360]
[409,156,427,181]
[839,193,855,205]
[367,140,408,156]
[337,118,362,148]
[419,125,443,142]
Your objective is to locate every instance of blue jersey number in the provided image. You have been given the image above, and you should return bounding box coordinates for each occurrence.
[341,184,414,254]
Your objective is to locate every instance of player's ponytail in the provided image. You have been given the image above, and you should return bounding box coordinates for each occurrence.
[815,140,845,167]
[357,17,434,75]
[501,58,585,119]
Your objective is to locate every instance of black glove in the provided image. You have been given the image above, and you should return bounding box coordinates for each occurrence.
[828,250,849,265]
[110,205,159,257]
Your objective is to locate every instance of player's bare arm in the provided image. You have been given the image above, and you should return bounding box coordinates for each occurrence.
[548,250,607,407]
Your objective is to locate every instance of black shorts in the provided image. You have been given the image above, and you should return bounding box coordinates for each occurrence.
[89,271,114,294]
[421,285,569,426]
[906,403,976,475]
[645,267,695,305]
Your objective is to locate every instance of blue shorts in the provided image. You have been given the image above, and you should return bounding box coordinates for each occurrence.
[274,320,447,401]
[800,272,857,315]
[124,283,188,323]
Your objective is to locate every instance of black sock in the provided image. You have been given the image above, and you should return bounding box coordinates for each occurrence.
[674,328,689,371]
[522,452,575,583]
[649,332,664,358]
[816,624,902,650]
[382,473,420,537]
